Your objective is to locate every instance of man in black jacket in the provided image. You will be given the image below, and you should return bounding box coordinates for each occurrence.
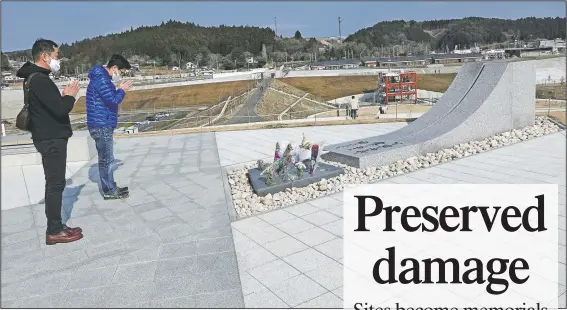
[16,39,83,245]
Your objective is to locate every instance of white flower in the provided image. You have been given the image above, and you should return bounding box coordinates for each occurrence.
[295,162,306,170]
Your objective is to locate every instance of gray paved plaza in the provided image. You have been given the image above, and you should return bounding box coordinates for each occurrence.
[1,132,243,308]
[1,124,565,308]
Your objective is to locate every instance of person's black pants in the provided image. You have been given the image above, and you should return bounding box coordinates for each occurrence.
[33,138,68,235]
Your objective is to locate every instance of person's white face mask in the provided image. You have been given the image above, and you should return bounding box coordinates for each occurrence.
[48,57,60,73]
[112,69,122,82]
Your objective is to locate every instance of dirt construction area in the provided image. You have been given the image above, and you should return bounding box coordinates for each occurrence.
[255,89,298,121]
[71,80,253,114]
[281,99,330,120]
[254,79,332,121]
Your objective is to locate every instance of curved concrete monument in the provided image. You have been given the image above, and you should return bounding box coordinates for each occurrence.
[322,61,536,168]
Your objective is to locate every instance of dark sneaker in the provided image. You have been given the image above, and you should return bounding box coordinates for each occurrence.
[103,190,129,200]
[114,182,128,193]
[112,182,128,194]
[118,186,129,194]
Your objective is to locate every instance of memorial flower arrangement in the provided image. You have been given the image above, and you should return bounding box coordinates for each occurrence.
[274,142,281,160]
[263,165,274,185]
[282,144,295,181]
[259,134,326,185]
[283,143,293,163]
[309,144,319,176]
[295,162,306,178]
[299,133,311,150]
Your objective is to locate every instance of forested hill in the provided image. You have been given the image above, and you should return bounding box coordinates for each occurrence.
[3,17,565,73]
[6,20,276,70]
[345,17,566,50]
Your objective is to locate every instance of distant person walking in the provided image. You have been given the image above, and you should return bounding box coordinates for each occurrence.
[86,54,133,200]
[16,39,83,245]
[350,95,359,120]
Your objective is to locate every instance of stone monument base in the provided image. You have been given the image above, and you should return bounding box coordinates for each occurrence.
[248,162,343,196]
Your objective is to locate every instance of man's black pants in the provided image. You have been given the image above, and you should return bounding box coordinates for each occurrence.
[33,138,68,235]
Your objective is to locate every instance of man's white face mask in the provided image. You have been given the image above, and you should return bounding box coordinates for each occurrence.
[112,68,122,82]
[48,57,60,73]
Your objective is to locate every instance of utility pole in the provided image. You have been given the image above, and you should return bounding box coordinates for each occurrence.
[274,17,277,37]
[338,17,342,40]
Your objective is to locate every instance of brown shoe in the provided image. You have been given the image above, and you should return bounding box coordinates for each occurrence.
[63,224,82,234]
[46,230,83,245]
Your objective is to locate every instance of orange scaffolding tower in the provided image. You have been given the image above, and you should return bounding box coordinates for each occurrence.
[379,71,418,105]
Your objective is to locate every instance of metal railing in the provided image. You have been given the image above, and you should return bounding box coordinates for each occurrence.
[110,109,333,128]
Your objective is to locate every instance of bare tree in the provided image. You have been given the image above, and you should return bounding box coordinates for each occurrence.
[271,51,287,62]
[208,53,221,69]
[353,42,369,59]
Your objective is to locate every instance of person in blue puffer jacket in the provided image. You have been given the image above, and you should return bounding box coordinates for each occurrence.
[86,54,133,200]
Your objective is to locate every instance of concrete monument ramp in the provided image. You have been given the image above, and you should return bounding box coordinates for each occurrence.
[417,60,535,153]
[322,61,536,168]
[373,62,485,142]
[319,62,485,167]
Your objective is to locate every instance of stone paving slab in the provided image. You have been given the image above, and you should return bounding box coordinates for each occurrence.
[1,132,243,308]
[230,131,566,308]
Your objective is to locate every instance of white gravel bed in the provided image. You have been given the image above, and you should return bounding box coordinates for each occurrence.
[227,116,562,218]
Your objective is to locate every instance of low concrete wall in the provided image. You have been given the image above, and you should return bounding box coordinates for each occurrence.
[1,131,97,210]
[417,89,444,101]
[2,131,96,165]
